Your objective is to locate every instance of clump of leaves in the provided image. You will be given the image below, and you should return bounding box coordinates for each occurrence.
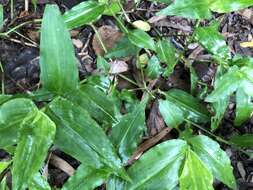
[1,0,253,189]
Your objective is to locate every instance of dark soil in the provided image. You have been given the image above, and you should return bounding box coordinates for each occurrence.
[0,0,253,189]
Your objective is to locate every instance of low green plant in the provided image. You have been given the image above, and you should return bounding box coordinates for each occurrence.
[1,0,253,189]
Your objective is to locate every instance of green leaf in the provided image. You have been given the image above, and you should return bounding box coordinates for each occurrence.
[156,39,176,76]
[0,4,3,30]
[0,177,8,190]
[161,89,210,125]
[145,55,162,79]
[157,0,253,19]
[105,36,139,59]
[63,1,105,29]
[48,97,129,181]
[103,2,121,16]
[109,139,187,190]
[0,161,10,173]
[211,98,229,131]
[230,134,253,148]
[159,99,184,128]
[205,66,241,102]
[97,56,110,73]
[189,135,236,189]
[40,5,79,94]
[128,29,156,51]
[210,0,253,13]
[157,0,212,19]
[234,88,253,126]
[111,98,147,163]
[180,148,214,190]
[0,98,37,147]
[29,173,51,190]
[12,111,56,190]
[65,84,117,125]
[0,95,12,105]
[195,22,231,63]
[62,165,110,190]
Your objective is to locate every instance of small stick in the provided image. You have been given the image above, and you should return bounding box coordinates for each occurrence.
[127,127,172,165]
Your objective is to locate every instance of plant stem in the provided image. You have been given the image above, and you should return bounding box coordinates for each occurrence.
[0,19,41,37]
[90,24,108,54]
[0,61,5,94]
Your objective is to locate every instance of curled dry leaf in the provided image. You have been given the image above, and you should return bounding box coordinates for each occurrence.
[109,60,129,74]
[92,25,123,56]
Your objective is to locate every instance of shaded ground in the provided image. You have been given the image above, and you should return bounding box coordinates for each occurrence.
[0,0,253,189]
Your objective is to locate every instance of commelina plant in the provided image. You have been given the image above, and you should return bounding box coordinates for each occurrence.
[0,0,253,190]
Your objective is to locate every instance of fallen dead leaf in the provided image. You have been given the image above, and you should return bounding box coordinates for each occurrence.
[109,60,128,74]
[147,100,166,136]
[92,25,123,56]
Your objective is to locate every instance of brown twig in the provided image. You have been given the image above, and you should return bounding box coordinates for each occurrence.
[127,127,172,165]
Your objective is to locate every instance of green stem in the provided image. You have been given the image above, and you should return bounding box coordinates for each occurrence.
[90,24,108,54]
[0,61,4,94]
[119,74,139,87]
[0,19,41,37]
[10,0,14,20]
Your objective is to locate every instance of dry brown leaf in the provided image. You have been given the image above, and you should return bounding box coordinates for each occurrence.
[92,25,123,56]
[147,100,166,136]
[109,60,128,74]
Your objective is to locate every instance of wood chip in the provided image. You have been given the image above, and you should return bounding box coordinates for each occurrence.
[50,154,75,176]
[72,39,83,49]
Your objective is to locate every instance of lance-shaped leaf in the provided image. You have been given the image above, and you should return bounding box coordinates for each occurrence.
[189,135,236,189]
[159,99,184,128]
[12,111,56,190]
[111,98,147,163]
[235,87,253,126]
[230,134,253,148]
[40,5,79,94]
[106,36,139,59]
[156,39,176,77]
[210,0,253,13]
[128,29,156,51]
[63,1,105,29]
[65,84,117,125]
[159,89,210,128]
[0,98,37,147]
[205,66,241,102]
[180,148,214,190]
[0,95,12,105]
[0,161,11,173]
[48,97,129,181]
[29,173,51,190]
[195,22,231,63]
[157,0,212,19]
[157,0,253,19]
[108,140,187,190]
[62,165,110,190]
[145,55,162,79]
